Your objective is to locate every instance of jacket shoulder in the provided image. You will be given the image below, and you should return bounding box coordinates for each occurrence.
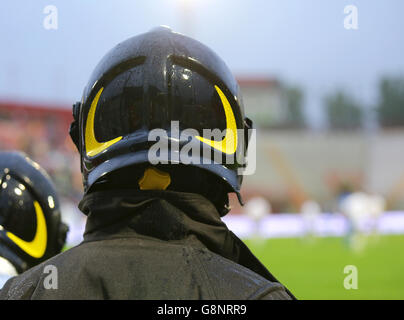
[192,247,292,300]
[0,245,85,300]
[0,262,45,299]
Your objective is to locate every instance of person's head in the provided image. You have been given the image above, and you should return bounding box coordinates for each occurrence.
[69,26,253,216]
[0,151,68,274]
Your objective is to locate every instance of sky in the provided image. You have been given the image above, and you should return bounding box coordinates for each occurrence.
[0,0,403,128]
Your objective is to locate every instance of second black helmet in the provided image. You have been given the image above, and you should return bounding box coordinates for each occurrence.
[0,152,68,273]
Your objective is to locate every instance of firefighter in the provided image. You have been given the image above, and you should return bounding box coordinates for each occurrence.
[0,151,68,288]
[0,27,294,299]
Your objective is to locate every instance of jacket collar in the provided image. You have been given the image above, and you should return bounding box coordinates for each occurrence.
[79,190,238,260]
[78,189,293,298]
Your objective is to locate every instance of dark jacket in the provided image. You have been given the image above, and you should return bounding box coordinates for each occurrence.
[0,190,294,300]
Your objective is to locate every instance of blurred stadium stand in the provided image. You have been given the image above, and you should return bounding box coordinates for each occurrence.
[234,130,404,213]
[0,101,82,202]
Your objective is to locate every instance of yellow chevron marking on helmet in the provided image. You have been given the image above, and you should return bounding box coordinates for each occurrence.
[6,201,47,259]
[85,87,122,157]
[195,85,237,155]
[138,167,171,190]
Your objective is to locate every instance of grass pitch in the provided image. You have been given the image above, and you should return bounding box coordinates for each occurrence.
[244,234,404,300]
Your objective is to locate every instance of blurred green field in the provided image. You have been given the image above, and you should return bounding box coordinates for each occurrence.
[244,235,404,300]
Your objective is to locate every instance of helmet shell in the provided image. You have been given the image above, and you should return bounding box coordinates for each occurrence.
[0,151,68,272]
[73,27,252,198]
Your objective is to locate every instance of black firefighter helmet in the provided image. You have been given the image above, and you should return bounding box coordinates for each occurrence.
[0,152,68,273]
[70,27,253,215]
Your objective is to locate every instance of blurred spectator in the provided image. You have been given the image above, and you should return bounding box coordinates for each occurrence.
[301,200,321,238]
[244,196,271,238]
